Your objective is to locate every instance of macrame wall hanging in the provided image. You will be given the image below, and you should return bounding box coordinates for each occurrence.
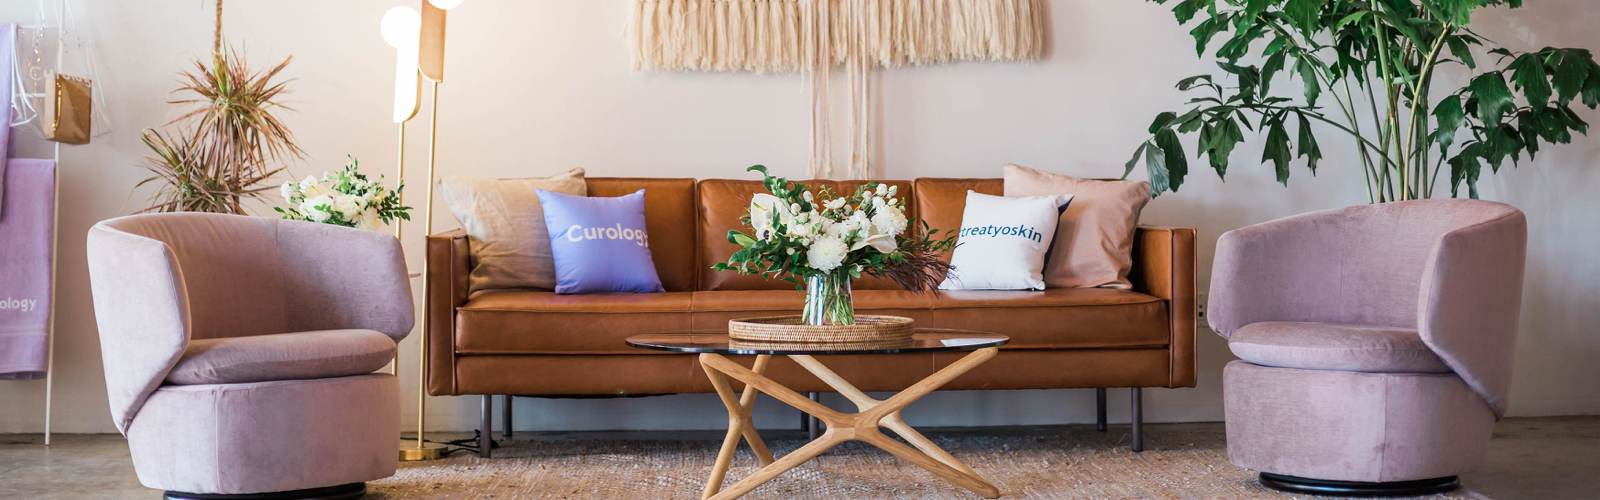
[628,0,1045,179]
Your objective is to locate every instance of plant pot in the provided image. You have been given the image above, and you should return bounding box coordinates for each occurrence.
[801,272,854,326]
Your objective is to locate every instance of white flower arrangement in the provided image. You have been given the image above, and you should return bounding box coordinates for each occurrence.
[275,157,411,231]
[713,165,957,291]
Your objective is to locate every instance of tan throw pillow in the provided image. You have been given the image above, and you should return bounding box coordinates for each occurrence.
[1002,164,1151,289]
[439,168,587,296]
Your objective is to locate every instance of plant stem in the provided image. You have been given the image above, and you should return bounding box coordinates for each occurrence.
[1404,24,1452,200]
[1374,13,1410,200]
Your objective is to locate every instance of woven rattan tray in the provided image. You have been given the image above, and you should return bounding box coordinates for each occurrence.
[728,315,915,343]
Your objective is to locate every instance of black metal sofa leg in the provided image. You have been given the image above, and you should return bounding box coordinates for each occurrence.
[502,395,514,440]
[807,392,824,440]
[1095,388,1107,432]
[1131,387,1144,452]
[480,395,493,458]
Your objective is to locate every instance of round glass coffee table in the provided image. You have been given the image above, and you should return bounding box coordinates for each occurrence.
[626,330,1009,500]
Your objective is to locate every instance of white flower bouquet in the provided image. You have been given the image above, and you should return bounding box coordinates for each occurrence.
[275,157,411,231]
[713,165,957,325]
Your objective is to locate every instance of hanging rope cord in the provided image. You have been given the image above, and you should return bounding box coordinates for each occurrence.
[628,0,1044,179]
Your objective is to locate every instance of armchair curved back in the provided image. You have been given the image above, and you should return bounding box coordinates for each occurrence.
[87,213,414,433]
[1211,199,1527,416]
[1211,200,1523,333]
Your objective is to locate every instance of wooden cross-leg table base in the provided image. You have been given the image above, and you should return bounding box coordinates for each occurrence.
[698,347,1002,500]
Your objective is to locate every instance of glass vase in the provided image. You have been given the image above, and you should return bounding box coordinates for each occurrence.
[801,273,855,326]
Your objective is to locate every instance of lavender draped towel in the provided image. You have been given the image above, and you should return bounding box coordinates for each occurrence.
[0,160,54,380]
[1,22,58,380]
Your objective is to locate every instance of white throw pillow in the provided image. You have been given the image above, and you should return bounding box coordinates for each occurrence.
[939,191,1072,291]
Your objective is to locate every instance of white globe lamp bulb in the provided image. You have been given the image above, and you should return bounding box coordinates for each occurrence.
[380,7,421,48]
[427,0,464,10]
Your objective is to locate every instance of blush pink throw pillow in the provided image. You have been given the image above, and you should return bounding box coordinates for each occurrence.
[1002,164,1152,289]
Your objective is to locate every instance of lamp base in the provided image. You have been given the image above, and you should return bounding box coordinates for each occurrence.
[398,441,447,461]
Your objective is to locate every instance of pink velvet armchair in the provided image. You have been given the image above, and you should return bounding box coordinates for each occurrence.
[1209,199,1527,496]
[86,213,414,500]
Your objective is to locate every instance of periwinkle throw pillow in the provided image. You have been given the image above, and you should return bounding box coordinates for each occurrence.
[535,189,665,294]
[938,191,1073,291]
[1003,164,1152,289]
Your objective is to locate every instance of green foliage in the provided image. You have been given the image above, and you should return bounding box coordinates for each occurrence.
[711,165,959,292]
[1133,0,1599,201]
[274,156,412,230]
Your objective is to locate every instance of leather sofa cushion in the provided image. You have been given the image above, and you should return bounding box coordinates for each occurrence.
[696,179,916,291]
[1229,321,1452,373]
[587,178,698,292]
[456,291,694,354]
[930,289,1169,349]
[914,178,1003,266]
[165,329,396,385]
[455,288,1167,355]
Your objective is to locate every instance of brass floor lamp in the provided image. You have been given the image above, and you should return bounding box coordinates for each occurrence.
[385,0,462,462]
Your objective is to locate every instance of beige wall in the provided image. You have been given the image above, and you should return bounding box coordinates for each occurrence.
[2,0,1596,434]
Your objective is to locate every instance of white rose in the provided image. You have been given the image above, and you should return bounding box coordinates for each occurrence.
[872,205,909,236]
[300,195,335,223]
[299,176,327,199]
[875,184,888,195]
[787,220,816,239]
[279,182,296,201]
[802,191,814,202]
[824,198,847,211]
[824,220,849,238]
[333,194,366,220]
[806,235,848,272]
[354,208,383,231]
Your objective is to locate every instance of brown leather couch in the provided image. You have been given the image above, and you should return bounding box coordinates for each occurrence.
[426,177,1196,453]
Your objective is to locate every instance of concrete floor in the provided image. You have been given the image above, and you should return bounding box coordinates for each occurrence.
[3,417,1596,499]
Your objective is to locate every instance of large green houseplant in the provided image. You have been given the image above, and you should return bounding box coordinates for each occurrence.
[1130,0,1600,201]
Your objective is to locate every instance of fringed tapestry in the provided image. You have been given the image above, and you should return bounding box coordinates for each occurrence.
[628,0,1046,178]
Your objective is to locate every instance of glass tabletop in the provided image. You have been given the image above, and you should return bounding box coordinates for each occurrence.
[625,330,1008,355]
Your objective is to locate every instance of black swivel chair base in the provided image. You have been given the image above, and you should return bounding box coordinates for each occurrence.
[165,483,366,500]
[1258,473,1459,497]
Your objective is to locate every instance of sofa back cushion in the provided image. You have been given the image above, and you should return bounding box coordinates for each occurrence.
[914,178,1003,266]
[696,179,917,291]
[586,178,698,292]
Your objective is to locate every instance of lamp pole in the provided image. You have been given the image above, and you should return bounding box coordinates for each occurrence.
[385,2,446,462]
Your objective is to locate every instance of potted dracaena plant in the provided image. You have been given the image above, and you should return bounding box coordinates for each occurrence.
[713,166,958,326]
[1128,0,1600,202]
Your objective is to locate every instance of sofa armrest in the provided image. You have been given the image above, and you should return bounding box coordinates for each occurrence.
[1129,226,1198,388]
[426,229,470,396]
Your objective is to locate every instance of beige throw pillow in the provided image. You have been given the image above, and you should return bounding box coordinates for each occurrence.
[439,168,587,296]
[1002,164,1151,289]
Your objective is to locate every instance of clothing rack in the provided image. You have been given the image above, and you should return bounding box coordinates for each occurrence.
[13,0,66,446]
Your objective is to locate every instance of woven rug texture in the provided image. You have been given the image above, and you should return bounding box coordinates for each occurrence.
[369,426,1483,499]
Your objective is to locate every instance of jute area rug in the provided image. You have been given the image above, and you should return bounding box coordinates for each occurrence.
[368,424,1482,500]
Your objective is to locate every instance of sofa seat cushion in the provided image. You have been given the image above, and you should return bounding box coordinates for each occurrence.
[1229,322,1452,373]
[166,329,396,385]
[456,291,693,354]
[930,289,1169,349]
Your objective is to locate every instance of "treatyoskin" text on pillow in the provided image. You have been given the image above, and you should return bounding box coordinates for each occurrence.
[938,191,1072,290]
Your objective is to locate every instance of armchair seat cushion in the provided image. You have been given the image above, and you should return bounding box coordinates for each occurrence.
[166,329,397,385]
[1229,322,1451,374]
